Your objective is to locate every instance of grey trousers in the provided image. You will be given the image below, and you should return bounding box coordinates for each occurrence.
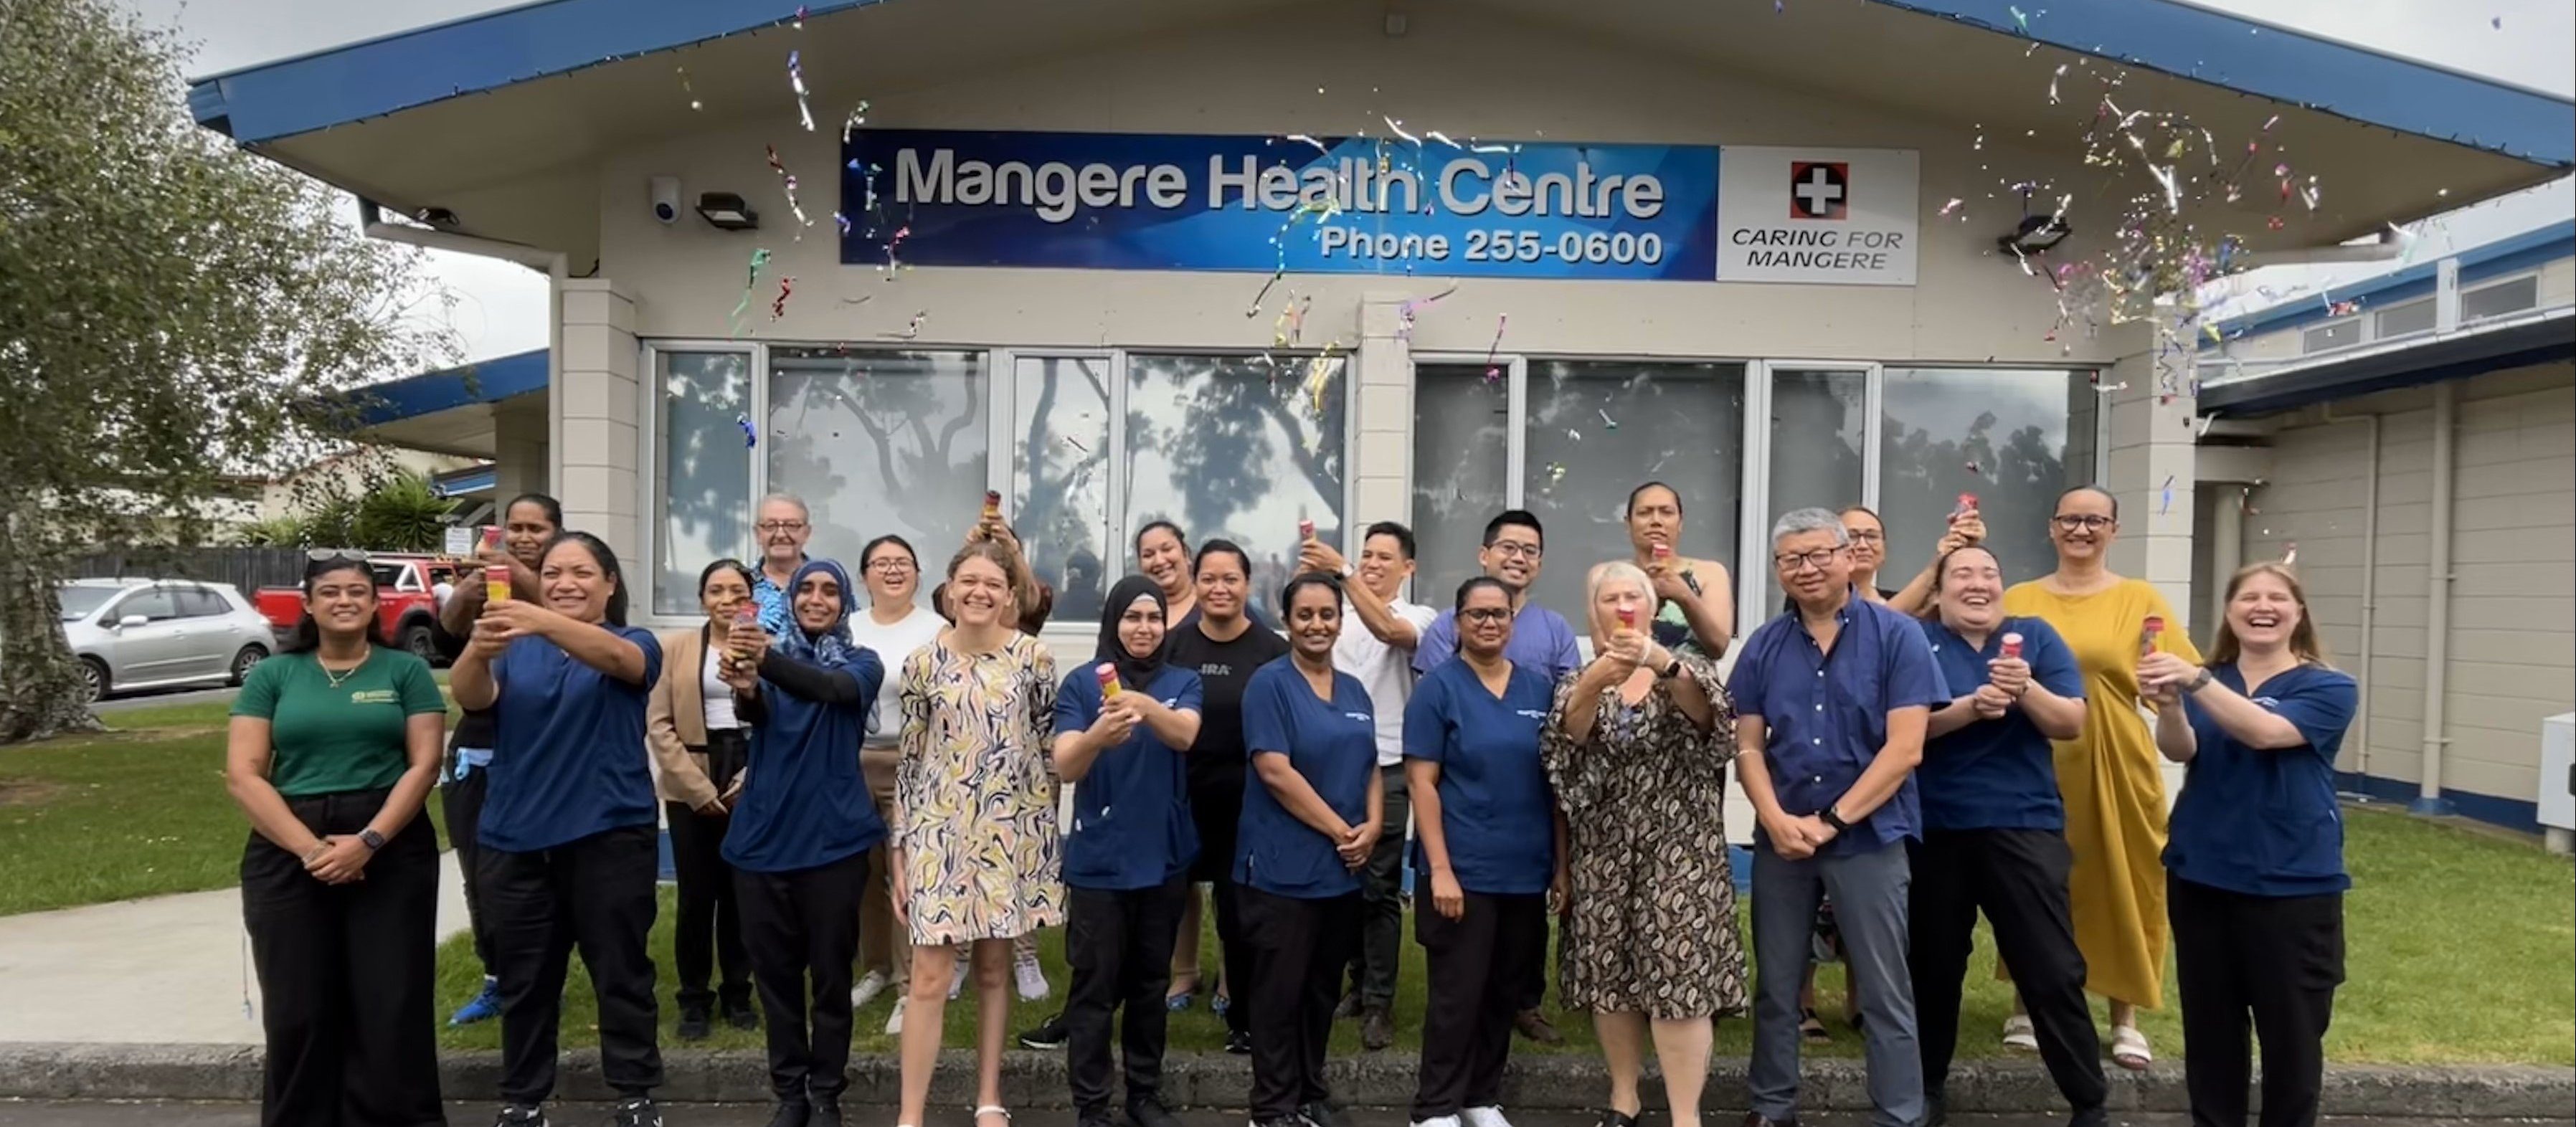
[1346,764,1410,1011]
[1749,838,1923,1127]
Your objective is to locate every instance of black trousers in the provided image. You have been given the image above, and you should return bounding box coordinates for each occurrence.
[1239,885,1360,1121]
[666,801,750,1012]
[735,850,868,1102]
[481,824,664,1104]
[1909,829,2106,1113]
[1187,778,1254,1037]
[240,789,444,1127]
[1345,765,1410,1013]
[1065,876,1192,1118]
[2170,875,2345,1127]
[440,758,494,973]
[1412,890,1547,1120]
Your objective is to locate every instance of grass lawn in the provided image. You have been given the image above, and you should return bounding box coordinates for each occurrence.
[434,805,2574,1065]
[0,693,453,917]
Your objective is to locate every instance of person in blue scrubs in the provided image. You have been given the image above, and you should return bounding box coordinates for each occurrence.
[1404,576,1558,1127]
[1236,574,1382,1127]
[1052,576,1206,1127]
[1910,546,2106,1127]
[719,559,886,1127]
[451,531,668,1127]
[2144,563,2359,1127]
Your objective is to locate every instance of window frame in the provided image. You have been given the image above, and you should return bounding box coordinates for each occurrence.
[2458,271,2542,323]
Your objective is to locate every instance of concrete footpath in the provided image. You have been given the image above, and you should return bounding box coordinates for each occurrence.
[0,1105,2552,1127]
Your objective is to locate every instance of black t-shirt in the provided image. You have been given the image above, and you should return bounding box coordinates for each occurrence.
[1166,618,1290,796]
[430,616,498,753]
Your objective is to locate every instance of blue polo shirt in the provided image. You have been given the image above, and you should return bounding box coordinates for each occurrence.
[1236,657,1377,898]
[1053,664,1204,890]
[1403,658,1557,895]
[750,562,803,634]
[2164,663,2359,898]
[480,625,664,852]
[1413,604,1583,681]
[724,648,887,874]
[1917,617,2083,832]
[1728,589,1948,855]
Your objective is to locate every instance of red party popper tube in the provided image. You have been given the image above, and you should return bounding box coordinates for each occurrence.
[2141,615,2164,656]
[1952,493,1979,520]
[480,526,504,554]
[1652,542,1672,561]
[982,489,1002,523]
[2000,632,2023,659]
[1297,518,1315,541]
[484,564,511,603]
[1616,607,1638,630]
[1097,662,1123,699]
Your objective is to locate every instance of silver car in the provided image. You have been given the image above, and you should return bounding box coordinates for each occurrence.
[60,579,274,701]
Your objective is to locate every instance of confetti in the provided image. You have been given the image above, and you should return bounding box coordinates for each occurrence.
[729,248,774,336]
[771,276,795,320]
[1938,198,1964,217]
[787,51,815,133]
[677,66,702,111]
[2159,475,2174,515]
[738,417,758,447]
[882,310,928,340]
[792,4,806,28]
[2282,542,2297,566]
[1598,408,1619,429]
[1479,314,1509,383]
[840,102,871,143]
[2007,5,2031,34]
[766,146,812,231]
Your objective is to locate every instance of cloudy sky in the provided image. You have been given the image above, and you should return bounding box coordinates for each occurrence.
[132,0,2576,365]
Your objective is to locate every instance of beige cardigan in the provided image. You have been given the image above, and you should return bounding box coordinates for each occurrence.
[645,626,730,809]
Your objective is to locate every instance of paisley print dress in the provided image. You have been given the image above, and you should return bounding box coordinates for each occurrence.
[1541,654,1748,1020]
[894,632,1063,945]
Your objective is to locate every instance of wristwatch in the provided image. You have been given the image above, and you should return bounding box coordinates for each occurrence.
[358,829,387,852]
[1659,657,1683,680]
[1817,806,1851,834]
[2184,667,2216,695]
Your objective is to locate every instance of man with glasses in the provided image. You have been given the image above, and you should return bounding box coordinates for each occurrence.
[1411,509,1581,1044]
[1730,508,1949,1127]
[752,495,815,634]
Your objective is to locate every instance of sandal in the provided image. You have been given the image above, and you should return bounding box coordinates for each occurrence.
[976,1106,1013,1127]
[2111,1024,2153,1071]
[1799,1007,1829,1043]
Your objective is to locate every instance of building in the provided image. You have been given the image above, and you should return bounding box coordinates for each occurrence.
[190,1,2572,834]
[2197,220,2576,836]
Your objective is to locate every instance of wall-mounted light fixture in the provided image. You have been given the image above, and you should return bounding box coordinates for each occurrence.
[696,192,760,231]
[1997,214,2070,255]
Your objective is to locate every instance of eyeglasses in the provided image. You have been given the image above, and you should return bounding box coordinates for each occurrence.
[1488,541,1543,560]
[866,558,917,574]
[756,520,810,533]
[2051,514,2116,531]
[1773,546,1845,572]
[1846,529,1885,543]
[305,549,363,562]
[1459,607,1512,623]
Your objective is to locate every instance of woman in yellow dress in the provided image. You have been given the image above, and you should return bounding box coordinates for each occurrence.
[1999,485,2199,1073]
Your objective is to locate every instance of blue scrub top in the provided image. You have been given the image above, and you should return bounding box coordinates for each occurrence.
[1728,589,1949,856]
[724,648,888,873]
[2164,662,2359,898]
[1235,657,1378,898]
[1916,617,2083,833]
[1403,657,1557,895]
[1053,664,1204,890]
[480,625,664,852]
[1413,604,1583,682]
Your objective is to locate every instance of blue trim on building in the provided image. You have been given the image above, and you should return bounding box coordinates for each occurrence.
[186,0,2576,163]
[2212,220,2576,341]
[2199,313,2575,415]
[2337,771,2542,834]
[353,348,549,427]
[431,466,498,497]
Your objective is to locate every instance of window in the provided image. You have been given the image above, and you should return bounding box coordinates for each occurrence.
[2461,275,2539,323]
[1523,361,1744,619]
[1014,355,1113,621]
[2301,319,2359,353]
[115,589,177,622]
[1125,353,1346,625]
[767,348,989,586]
[2374,296,2436,338]
[174,587,229,619]
[1880,368,2087,587]
[653,349,754,616]
[1411,363,1510,607]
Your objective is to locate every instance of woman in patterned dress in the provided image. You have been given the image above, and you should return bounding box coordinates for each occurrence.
[1543,561,1744,1127]
[890,540,1062,1127]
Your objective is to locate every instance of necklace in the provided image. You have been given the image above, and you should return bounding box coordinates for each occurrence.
[319,652,367,688]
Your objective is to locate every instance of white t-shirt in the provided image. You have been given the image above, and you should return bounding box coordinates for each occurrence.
[846,602,947,744]
[699,642,740,732]
[1333,595,1439,766]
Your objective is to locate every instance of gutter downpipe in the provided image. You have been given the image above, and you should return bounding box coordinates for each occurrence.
[359,199,570,496]
[2321,402,2380,796]
[2414,379,2459,817]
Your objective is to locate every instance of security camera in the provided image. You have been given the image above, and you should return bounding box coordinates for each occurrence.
[650,176,681,225]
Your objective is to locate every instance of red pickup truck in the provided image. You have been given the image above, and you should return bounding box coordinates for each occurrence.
[254,554,461,662]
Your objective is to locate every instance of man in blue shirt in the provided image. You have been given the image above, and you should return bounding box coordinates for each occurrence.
[1730,508,1948,1127]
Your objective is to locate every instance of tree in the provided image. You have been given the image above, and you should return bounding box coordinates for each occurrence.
[354,471,460,553]
[0,0,453,742]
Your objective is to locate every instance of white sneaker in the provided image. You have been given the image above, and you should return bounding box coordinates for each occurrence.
[851,969,891,1009]
[2002,1013,2039,1051]
[1410,1116,1463,1127]
[1462,1108,1512,1127]
[1015,954,1050,1001]
[884,995,907,1035]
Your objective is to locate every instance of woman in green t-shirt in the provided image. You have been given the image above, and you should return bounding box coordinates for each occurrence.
[225,554,449,1126]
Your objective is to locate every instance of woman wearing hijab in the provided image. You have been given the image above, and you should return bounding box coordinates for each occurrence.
[721,559,888,1127]
[1053,576,1207,1127]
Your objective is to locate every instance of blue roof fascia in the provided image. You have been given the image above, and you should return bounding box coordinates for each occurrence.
[189,0,876,143]
[2210,219,2575,340]
[2199,315,2575,415]
[1877,0,2574,166]
[187,0,2576,166]
[432,466,500,497]
[352,348,550,427]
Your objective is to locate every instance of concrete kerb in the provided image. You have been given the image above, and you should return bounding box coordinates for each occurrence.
[0,1044,2567,1119]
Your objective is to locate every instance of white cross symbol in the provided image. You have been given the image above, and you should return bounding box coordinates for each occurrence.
[1795,166,1844,216]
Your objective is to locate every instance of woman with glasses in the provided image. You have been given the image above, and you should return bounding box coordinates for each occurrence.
[846,535,951,1032]
[1544,562,1740,1127]
[434,491,560,1027]
[645,559,761,1040]
[1997,485,2201,1071]
[227,554,449,1126]
[453,532,670,1127]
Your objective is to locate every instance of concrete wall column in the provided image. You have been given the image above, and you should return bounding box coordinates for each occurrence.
[554,279,643,564]
[2100,318,2199,812]
[491,399,551,502]
[1350,294,1416,534]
